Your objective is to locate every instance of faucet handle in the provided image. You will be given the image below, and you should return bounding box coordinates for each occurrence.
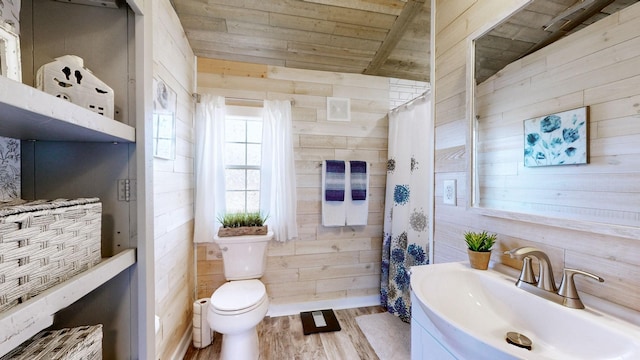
[516,256,537,286]
[558,268,604,309]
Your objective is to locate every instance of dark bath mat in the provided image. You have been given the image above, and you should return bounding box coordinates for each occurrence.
[300,309,341,335]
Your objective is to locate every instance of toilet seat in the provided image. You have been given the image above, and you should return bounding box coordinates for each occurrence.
[210,279,266,314]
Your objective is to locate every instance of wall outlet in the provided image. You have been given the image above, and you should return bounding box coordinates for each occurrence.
[443,180,456,205]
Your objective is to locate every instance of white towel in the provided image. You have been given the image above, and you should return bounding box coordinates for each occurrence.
[322,160,346,226]
[347,161,369,226]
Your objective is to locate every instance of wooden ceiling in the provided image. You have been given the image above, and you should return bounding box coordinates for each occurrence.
[170,0,431,82]
[169,0,637,84]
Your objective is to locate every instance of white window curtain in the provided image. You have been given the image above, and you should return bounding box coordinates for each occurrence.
[193,94,226,243]
[260,100,298,242]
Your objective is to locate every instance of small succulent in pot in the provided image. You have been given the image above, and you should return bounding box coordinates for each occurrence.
[464,231,497,252]
[464,231,497,270]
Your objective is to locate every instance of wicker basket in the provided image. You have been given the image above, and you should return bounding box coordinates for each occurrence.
[1,325,103,360]
[0,198,102,312]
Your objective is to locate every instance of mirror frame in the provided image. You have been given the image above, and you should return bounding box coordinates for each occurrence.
[465,0,640,240]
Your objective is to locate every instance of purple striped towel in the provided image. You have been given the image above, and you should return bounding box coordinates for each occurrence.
[350,161,367,200]
[325,160,345,201]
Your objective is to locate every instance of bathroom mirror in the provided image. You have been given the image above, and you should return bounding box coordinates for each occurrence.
[468,0,640,239]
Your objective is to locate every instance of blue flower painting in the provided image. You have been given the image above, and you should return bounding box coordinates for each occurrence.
[523,107,588,167]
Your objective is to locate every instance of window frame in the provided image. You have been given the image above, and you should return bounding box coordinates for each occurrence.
[224,105,263,213]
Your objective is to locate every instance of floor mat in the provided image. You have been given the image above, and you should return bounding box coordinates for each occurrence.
[300,309,341,335]
[356,312,410,360]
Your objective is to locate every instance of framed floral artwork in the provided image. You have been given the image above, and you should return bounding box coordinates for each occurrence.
[523,107,588,167]
[0,136,20,201]
[152,77,177,160]
[0,23,21,81]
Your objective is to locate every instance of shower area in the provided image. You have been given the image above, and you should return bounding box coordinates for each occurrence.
[381,87,433,322]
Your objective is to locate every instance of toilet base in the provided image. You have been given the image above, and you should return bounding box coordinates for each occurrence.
[219,327,259,360]
[208,281,269,360]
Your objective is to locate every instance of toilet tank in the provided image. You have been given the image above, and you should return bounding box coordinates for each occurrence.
[213,232,273,280]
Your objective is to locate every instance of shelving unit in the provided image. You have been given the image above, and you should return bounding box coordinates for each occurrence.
[0,0,152,357]
[0,74,140,356]
[0,76,135,142]
[0,249,136,357]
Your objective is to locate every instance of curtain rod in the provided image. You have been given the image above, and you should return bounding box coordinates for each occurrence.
[390,90,430,113]
[192,93,295,105]
[226,97,264,104]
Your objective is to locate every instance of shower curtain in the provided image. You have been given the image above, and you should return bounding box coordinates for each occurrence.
[381,94,432,322]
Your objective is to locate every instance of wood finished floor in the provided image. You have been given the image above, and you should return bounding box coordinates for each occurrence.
[183,306,386,360]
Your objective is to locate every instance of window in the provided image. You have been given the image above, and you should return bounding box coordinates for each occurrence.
[224,106,263,213]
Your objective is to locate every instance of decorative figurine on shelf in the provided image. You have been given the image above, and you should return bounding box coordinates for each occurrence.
[36,55,115,119]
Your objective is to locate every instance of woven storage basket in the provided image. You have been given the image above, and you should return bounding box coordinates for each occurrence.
[1,324,103,360]
[0,198,102,312]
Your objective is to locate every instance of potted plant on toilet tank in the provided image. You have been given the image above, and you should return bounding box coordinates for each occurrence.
[217,211,269,237]
[464,230,497,270]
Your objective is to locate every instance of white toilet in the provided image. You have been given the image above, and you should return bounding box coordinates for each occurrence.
[207,232,273,360]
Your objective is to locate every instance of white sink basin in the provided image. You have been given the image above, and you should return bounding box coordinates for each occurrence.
[411,262,640,360]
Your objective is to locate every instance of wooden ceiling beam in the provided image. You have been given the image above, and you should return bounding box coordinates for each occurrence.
[523,0,616,57]
[363,0,426,76]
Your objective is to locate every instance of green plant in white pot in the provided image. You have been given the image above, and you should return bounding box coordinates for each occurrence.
[464,230,497,270]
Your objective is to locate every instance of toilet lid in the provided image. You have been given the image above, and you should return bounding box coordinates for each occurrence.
[211,279,266,312]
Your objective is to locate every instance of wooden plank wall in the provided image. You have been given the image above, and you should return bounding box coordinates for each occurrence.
[433,0,640,312]
[152,0,196,358]
[196,58,389,307]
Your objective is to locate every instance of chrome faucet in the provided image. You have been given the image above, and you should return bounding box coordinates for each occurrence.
[504,247,604,309]
[505,247,557,291]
